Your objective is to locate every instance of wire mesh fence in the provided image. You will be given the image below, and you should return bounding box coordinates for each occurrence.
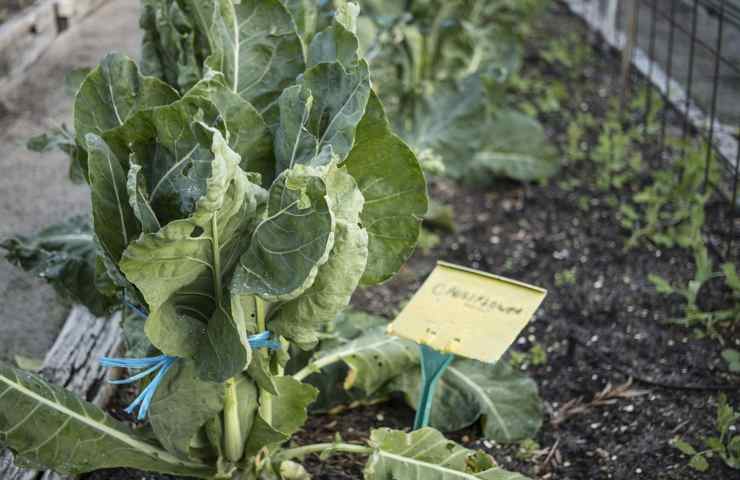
[563,0,739,259]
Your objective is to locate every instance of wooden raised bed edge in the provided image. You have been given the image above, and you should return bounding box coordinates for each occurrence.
[0,306,122,480]
[0,0,109,98]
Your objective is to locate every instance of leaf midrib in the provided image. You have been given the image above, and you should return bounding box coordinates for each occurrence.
[377,450,481,479]
[0,372,210,473]
[446,366,512,441]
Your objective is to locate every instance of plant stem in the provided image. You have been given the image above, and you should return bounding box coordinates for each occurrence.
[223,378,243,462]
[256,296,267,332]
[276,443,373,461]
[255,296,272,422]
[292,350,345,382]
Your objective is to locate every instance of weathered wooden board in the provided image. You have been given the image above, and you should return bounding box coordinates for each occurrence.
[0,306,122,480]
[57,0,109,22]
[0,1,58,84]
[0,0,110,91]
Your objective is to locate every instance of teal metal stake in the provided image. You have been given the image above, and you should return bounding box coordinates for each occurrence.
[413,344,455,429]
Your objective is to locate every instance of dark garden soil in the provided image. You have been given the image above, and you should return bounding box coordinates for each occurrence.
[82,2,739,480]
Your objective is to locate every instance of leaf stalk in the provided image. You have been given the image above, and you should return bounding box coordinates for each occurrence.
[223,378,243,462]
[276,442,372,461]
[292,350,345,382]
[255,297,272,422]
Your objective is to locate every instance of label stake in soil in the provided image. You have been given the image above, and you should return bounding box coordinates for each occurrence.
[389,261,547,429]
[414,344,455,429]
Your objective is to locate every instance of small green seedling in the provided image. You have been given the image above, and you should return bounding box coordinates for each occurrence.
[672,394,740,472]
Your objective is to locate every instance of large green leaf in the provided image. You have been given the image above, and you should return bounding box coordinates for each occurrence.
[196,303,252,383]
[119,128,233,309]
[307,10,359,68]
[274,84,319,173]
[108,99,218,224]
[274,60,371,174]
[140,0,305,119]
[0,215,115,316]
[86,134,140,263]
[302,61,370,161]
[269,166,368,348]
[144,300,203,357]
[270,222,367,349]
[245,377,318,456]
[187,0,305,116]
[468,110,559,183]
[74,53,179,147]
[0,366,214,478]
[401,80,558,184]
[389,359,543,443]
[283,0,319,42]
[229,0,306,113]
[121,129,266,374]
[305,327,418,395]
[345,92,427,284]
[289,309,391,412]
[149,360,225,459]
[231,166,335,302]
[188,75,275,182]
[139,0,202,92]
[365,428,530,480]
[404,77,488,180]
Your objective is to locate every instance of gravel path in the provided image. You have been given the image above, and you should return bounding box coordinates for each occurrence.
[0,0,139,364]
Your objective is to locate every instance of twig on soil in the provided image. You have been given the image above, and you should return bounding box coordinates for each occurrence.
[535,438,562,476]
[549,378,649,428]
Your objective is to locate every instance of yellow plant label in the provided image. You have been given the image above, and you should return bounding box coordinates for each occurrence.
[387,261,547,363]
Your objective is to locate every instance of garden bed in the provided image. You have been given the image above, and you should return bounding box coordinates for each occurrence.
[73,3,739,480]
[2,1,737,479]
